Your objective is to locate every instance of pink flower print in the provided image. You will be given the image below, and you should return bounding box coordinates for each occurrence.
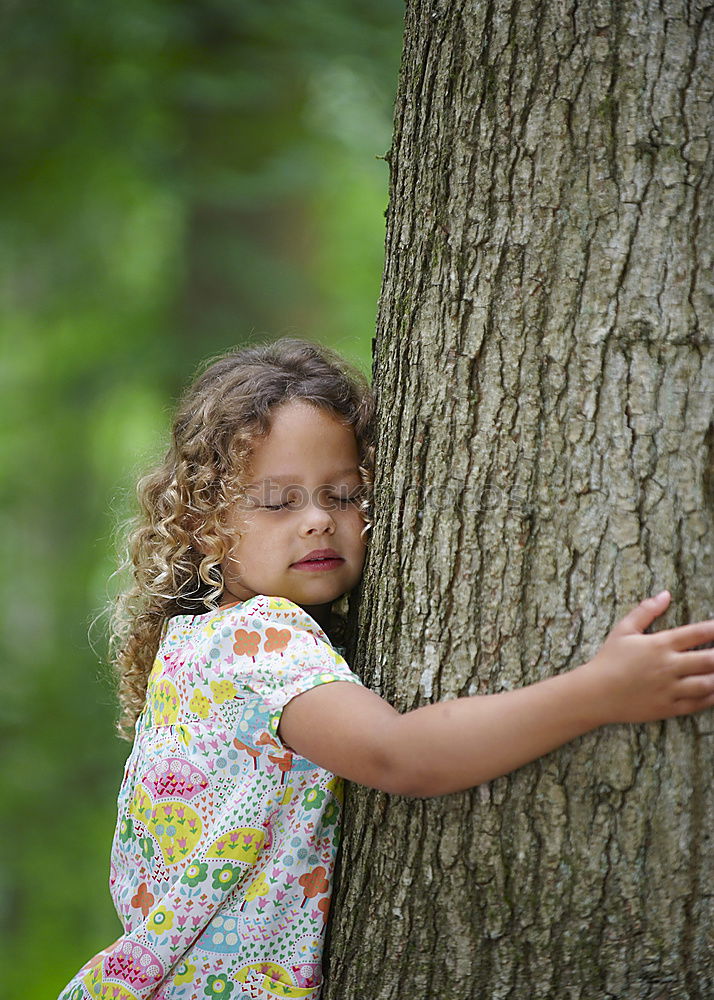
[105,941,162,987]
[164,805,173,818]
[170,933,181,947]
[276,890,287,902]
[192,915,203,929]
[178,838,187,850]
[285,874,297,885]
[176,808,185,819]
[271,867,281,879]
[230,831,240,844]
[215,840,226,853]
[293,963,322,989]
[209,738,220,751]
[196,741,206,753]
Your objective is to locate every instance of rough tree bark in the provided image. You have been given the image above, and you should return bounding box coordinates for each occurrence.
[325,2,714,998]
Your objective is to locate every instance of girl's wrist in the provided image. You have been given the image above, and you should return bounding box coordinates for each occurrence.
[567,658,615,731]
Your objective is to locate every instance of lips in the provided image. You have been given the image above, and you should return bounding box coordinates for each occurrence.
[292,548,344,566]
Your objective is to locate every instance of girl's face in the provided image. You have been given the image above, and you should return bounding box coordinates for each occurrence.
[220,400,368,619]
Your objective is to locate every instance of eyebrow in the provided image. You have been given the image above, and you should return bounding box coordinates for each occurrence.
[248,467,360,487]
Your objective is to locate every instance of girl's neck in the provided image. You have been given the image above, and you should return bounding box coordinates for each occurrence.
[302,603,336,636]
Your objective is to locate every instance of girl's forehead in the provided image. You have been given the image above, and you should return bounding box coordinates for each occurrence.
[245,404,360,485]
[267,399,354,434]
[247,466,361,488]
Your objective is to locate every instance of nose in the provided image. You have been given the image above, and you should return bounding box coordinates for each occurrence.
[299,489,336,534]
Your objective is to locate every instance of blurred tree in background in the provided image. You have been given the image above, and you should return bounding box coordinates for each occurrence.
[0,1,402,994]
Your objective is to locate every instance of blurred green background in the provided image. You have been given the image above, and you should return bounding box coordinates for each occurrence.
[0,1,402,993]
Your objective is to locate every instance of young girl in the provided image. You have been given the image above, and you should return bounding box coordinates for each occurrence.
[59,337,714,1000]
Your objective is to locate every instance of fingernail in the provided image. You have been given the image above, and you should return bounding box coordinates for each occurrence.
[656,589,670,599]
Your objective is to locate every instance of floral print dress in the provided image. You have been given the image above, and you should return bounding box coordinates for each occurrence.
[58,595,364,1000]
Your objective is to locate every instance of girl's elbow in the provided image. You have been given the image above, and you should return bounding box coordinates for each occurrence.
[378,759,487,798]
[375,747,438,798]
[377,769,429,798]
[361,718,446,798]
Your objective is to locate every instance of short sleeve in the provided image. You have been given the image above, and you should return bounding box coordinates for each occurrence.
[217,596,364,747]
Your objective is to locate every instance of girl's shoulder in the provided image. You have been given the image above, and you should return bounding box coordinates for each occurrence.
[168,594,333,649]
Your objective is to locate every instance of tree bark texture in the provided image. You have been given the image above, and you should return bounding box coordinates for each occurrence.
[326,2,714,998]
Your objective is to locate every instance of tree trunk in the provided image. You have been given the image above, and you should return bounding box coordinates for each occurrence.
[326,2,714,997]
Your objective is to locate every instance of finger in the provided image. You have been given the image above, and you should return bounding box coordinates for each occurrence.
[674,649,714,676]
[675,674,714,701]
[611,591,671,637]
[672,689,714,717]
[664,618,714,652]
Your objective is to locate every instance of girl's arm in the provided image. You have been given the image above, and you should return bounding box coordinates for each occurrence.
[278,591,714,798]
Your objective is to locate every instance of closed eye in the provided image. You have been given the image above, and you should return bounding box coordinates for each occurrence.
[261,494,360,511]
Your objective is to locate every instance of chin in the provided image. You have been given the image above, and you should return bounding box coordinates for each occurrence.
[299,584,346,604]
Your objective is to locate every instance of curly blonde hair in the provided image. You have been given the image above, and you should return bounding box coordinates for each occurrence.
[110,337,375,741]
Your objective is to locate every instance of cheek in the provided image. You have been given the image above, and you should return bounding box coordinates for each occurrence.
[223,527,255,568]
[349,515,370,553]
[236,520,284,559]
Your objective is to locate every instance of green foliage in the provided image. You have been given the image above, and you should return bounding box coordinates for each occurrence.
[0,1,402,994]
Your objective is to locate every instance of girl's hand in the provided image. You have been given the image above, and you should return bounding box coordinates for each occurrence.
[580,590,714,725]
